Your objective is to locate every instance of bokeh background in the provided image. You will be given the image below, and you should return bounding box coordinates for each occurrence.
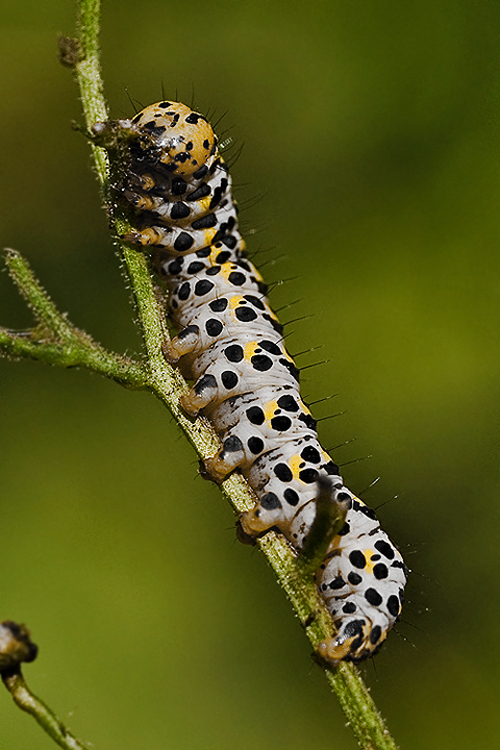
[1,1,499,748]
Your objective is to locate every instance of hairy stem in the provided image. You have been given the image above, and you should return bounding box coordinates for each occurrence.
[0,622,88,750]
[2,669,87,750]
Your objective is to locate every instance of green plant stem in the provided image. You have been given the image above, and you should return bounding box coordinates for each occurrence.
[75,0,108,183]
[2,668,87,750]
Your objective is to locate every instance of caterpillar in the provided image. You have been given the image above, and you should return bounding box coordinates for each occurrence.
[92,101,407,665]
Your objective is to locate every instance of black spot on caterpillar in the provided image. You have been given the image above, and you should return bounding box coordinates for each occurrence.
[92,101,407,666]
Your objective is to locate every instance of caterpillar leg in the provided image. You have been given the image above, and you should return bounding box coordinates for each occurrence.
[202,436,247,483]
[162,325,200,364]
[239,491,285,536]
[179,375,218,417]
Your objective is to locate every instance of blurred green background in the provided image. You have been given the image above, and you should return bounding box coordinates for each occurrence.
[1,1,499,748]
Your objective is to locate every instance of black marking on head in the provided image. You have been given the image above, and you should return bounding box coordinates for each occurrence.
[174,151,191,164]
[185,112,206,125]
[172,177,187,195]
[342,620,366,653]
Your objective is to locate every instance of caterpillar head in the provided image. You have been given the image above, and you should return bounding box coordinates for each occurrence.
[93,101,218,177]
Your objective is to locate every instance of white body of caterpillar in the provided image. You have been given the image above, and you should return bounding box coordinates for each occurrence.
[93,102,407,665]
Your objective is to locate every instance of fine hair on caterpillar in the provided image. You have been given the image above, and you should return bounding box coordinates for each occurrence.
[92,100,407,666]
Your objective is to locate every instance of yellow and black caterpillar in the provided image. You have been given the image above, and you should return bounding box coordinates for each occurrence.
[93,101,407,665]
